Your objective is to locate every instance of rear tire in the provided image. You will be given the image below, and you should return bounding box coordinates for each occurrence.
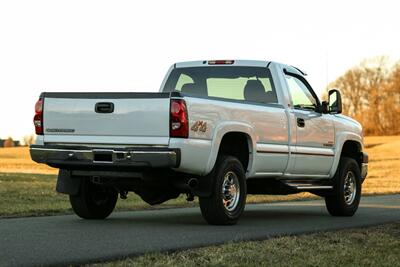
[69,178,118,219]
[199,155,247,225]
[325,157,361,216]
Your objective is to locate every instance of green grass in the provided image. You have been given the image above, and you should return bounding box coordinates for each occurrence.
[0,172,69,217]
[90,222,400,267]
[0,172,195,218]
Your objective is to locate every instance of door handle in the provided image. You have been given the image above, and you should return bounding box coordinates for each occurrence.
[95,102,114,113]
[297,118,305,128]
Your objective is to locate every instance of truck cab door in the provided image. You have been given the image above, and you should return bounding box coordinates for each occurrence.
[284,71,335,176]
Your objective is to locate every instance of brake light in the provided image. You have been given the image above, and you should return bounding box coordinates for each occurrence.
[170,99,188,138]
[208,60,234,65]
[33,98,44,135]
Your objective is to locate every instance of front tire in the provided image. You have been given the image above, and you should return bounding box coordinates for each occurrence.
[199,155,247,225]
[325,157,362,216]
[69,178,118,219]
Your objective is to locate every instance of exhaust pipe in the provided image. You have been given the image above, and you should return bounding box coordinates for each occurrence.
[172,178,199,191]
[187,178,198,189]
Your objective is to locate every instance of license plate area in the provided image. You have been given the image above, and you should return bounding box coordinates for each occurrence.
[93,150,113,163]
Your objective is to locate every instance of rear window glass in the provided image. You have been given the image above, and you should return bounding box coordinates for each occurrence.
[163,66,278,104]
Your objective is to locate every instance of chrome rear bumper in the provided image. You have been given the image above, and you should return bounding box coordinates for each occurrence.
[30,145,180,170]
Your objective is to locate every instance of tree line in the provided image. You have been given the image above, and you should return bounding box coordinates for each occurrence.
[0,135,35,147]
[327,56,400,135]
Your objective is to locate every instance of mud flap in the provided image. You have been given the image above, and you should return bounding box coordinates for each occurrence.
[192,172,215,198]
[56,169,81,195]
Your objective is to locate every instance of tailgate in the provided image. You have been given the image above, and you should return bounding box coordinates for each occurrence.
[42,92,171,146]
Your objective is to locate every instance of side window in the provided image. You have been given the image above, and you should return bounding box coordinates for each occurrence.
[285,75,317,110]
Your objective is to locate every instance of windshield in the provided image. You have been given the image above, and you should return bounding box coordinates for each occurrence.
[163,66,278,104]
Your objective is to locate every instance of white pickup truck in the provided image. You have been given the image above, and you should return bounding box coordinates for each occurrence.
[31,60,368,225]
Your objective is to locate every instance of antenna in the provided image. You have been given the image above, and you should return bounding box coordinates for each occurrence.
[326,49,329,88]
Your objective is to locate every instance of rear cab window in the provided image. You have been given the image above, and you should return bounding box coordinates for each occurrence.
[163,66,279,105]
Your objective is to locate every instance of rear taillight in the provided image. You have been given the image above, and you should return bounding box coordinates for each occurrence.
[170,99,188,138]
[33,98,44,135]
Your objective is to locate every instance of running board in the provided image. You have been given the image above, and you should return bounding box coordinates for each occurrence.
[284,183,333,190]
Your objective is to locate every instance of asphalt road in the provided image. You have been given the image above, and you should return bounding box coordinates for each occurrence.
[1,194,399,267]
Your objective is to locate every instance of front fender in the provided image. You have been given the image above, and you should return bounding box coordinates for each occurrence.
[329,131,363,177]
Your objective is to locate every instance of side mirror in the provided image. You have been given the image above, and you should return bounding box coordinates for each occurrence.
[321,101,329,114]
[328,89,342,114]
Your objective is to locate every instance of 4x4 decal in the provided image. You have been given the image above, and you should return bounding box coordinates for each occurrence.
[191,120,207,133]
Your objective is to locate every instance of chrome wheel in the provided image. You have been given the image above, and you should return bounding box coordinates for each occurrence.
[221,171,240,212]
[325,157,361,217]
[344,171,357,205]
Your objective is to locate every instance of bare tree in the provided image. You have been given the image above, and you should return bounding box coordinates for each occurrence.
[3,137,15,147]
[361,56,389,134]
[23,134,36,146]
[382,61,400,134]
[328,67,366,117]
[327,56,398,135]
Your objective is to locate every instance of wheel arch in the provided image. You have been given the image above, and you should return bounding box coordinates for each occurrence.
[330,132,363,177]
[204,122,256,176]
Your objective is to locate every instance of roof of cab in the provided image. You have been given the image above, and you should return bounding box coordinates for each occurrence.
[175,60,271,68]
[173,60,307,77]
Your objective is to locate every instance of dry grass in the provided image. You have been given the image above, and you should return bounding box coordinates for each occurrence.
[362,136,400,194]
[0,146,57,174]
